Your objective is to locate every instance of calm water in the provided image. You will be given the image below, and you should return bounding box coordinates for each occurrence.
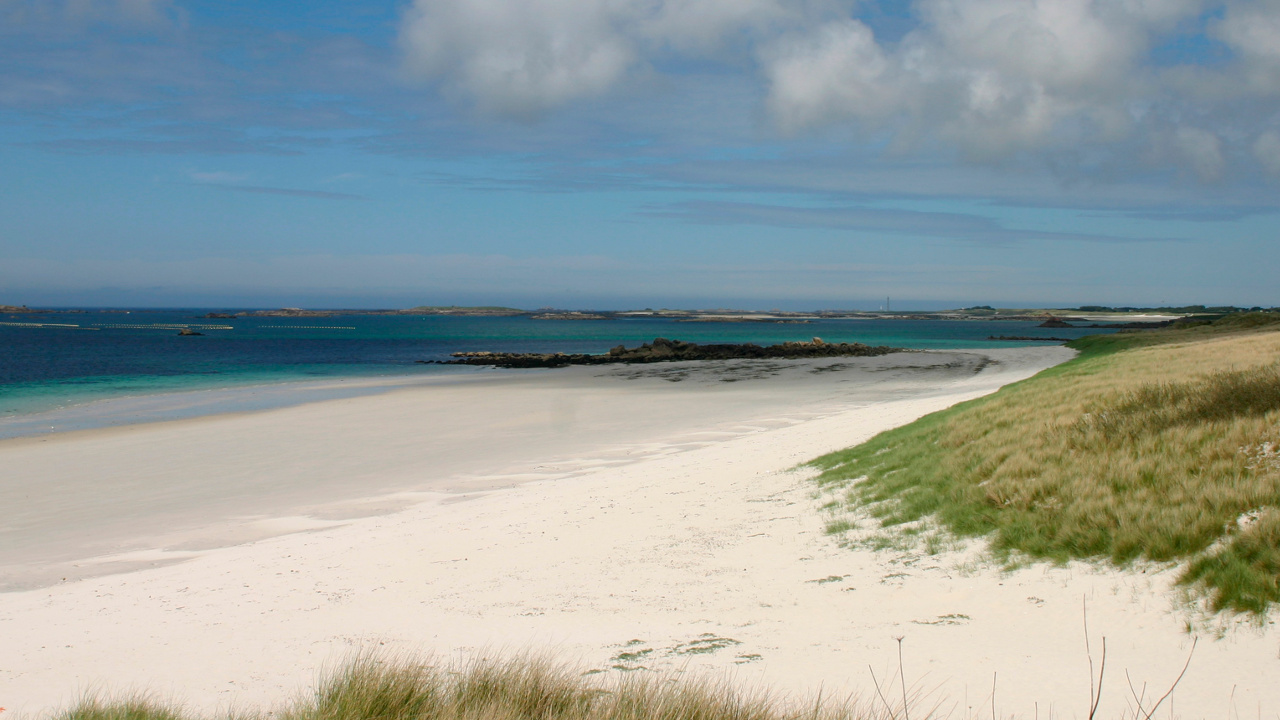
[0,309,1111,435]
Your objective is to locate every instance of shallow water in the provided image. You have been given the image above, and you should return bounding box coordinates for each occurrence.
[0,309,1109,437]
[0,370,492,439]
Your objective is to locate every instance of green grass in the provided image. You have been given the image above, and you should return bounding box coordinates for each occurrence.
[52,656,882,720]
[810,313,1280,615]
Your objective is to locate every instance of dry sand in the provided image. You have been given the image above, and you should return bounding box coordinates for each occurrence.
[1,347,1277,719]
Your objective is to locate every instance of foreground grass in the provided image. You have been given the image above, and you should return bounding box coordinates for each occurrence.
[54,656,888,720]
[811,313,1280,615]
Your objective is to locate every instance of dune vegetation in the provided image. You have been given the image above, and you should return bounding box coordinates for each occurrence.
[54,655,892,720]
[811,313,1280,615]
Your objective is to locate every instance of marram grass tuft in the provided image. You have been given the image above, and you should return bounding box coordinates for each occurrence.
[52,655,892,720]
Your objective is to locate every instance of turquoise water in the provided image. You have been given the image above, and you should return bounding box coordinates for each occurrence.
[0,309,1109,436]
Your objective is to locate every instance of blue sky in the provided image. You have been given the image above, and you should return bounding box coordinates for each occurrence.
[1,0,1278,310]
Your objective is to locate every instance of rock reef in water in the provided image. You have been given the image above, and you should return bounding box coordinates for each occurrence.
[1038,317,1076,328]
[434,337,903,368]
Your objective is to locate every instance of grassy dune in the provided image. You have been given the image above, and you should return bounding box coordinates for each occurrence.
[812,313,1280,614]
[55,656,887,720]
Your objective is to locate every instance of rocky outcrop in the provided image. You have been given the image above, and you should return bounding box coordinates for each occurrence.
[177,328,204,336]
[1038,317,1075,328]
[433,337,903,368]
[202,313,238,319]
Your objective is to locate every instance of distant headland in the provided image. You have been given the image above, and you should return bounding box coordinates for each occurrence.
[3,303,1275,323]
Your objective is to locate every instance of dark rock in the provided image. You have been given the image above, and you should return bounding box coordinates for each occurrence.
[178,328,203,336]
[439,337,904,369]
[1038,317,1075,328]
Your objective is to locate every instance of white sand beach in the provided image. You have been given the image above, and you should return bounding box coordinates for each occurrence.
[2,347,1277,719]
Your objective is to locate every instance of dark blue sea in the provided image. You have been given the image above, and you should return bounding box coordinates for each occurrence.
[0,309,1110,438]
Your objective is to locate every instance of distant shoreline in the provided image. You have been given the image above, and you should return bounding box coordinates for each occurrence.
[3,303,1206,324]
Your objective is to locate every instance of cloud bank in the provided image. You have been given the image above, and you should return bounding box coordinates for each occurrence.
[400,0,1280,179]
[399,0,841,117]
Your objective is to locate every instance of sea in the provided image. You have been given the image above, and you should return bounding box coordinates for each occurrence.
[0,309,1112,439]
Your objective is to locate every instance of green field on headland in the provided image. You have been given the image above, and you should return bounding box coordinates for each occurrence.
[812,313,1280,615]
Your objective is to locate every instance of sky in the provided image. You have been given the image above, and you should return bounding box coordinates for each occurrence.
[1,0,1279,310]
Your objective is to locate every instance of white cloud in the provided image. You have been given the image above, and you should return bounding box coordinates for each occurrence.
[763,20,901,133]
[756,0,1280,174]
[1215,0,1280,60]
[762,0,1210,157]
[916,0,1139,92]
[399,0,845,118]
[400,0,636,118]
[392,0,1280,179]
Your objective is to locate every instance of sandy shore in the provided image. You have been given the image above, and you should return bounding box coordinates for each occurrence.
[2,347,1277,718]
